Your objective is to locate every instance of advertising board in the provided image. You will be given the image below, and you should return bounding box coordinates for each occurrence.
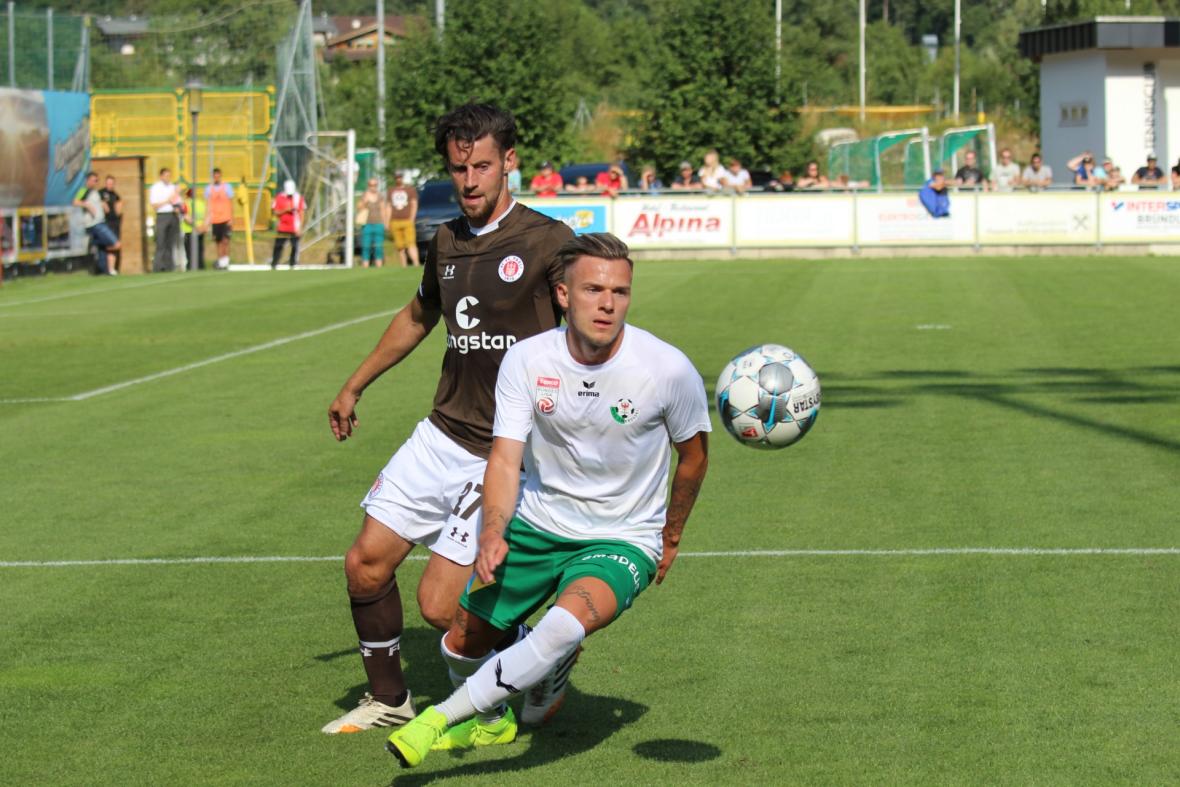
[612,197,732,249]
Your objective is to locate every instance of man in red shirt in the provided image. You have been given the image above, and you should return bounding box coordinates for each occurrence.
[595,164,627,197]
[529,161,563,197]
[271,179,306,269]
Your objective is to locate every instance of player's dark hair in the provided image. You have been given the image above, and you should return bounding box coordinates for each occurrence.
[212,167,221,175]
[160,167,170,176]
[433,103,516,160]
[86,171,98,179]
[555,233,633,278]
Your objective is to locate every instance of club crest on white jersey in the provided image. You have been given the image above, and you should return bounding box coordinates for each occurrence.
[535,375,560,415]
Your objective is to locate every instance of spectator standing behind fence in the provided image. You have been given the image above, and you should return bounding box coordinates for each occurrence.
[387,172,420,268]
[74,171,121,275]
[271,179,306,269]
[357,178,387,268]
[1132,153,1165,189]
[1069,152,1106,190]
[149,168,182,272]
[566,175,594,193]
[636,166,663,195]
[507,165,521,195]
[723,158,751,194]
[766,169,795,192]
[919,169,950,218]
[596,164,628,197]
[99,175,123,274]
[992,149,1021,192]
[530,161,563,197]
[1021,153,1053,191]
[205,168,235,269]
[1104,159,1125,190]
[796,161,829,190]
[670,161,702,190]
[954,150,989,190]
[698,150,726,192]
[180,186,208,271]
[1172,159,1180,190]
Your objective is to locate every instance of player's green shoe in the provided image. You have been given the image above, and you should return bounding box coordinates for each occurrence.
[430,707,517,751]
[384,706,447,768]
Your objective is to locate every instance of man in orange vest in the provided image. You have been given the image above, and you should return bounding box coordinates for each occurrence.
[205,168,235,270]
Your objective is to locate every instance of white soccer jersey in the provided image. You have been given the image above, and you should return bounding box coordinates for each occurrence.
[493,324,711,561]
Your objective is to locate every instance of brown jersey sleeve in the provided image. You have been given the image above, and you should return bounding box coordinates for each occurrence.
[415,225,446,311]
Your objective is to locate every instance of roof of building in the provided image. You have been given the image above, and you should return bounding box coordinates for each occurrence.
[1020,16,1180,61]
[94,16,151,37]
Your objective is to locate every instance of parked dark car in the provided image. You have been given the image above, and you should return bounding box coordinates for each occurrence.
[414,179,462,259]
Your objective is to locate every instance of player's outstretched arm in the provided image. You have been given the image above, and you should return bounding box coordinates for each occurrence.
[328,295,442,441]
[657,431,709,585]
[475,436,525,584]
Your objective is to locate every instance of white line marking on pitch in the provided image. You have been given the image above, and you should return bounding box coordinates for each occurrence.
[2,547,1178,569]
[0,275,188,309]
[915,324,952,330]
[0,310,393,404]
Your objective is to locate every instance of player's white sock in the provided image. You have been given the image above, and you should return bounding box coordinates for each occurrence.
[465,607,585,714]
[440,633,490,689]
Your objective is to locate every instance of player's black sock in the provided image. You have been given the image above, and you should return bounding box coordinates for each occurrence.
[494,622,530,652]
[350,577,408,707]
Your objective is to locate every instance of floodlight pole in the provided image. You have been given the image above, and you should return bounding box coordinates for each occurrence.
[775,0,782,103]
[46,8,53,90]
[376,0,385,147]
[188,81,202,273]
[858,0,866,124]
[435,0,445,38]
[7,2,14,87]
[953,0,961,119]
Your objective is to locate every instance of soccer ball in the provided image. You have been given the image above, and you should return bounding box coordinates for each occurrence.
[715,344,821,449]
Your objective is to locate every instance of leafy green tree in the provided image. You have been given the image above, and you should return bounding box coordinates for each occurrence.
[626,0,804,178]
[382,0,578,175]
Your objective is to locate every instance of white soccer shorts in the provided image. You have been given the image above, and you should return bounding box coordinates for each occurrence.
[360,418,488,565]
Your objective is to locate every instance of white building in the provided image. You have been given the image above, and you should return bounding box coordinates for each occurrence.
[1020,17,1180,184]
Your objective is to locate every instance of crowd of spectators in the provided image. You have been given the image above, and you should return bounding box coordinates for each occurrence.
[509,144,1180,200]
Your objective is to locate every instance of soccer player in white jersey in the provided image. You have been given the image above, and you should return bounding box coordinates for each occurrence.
[385,232,711,768]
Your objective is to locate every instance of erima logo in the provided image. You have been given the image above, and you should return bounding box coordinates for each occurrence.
[456,296,480,329]
[578,380,599,398]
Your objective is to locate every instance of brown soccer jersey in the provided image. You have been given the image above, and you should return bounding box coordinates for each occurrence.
[417,204,574,458]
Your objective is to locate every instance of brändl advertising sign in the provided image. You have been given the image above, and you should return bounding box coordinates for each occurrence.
[613,197,732,248]
[0,88,90,209]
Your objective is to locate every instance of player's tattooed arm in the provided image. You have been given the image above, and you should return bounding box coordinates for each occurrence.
[658,431,709,585]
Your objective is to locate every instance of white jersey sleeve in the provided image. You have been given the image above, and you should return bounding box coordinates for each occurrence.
[662,351,712,443]
[492,342,534,443]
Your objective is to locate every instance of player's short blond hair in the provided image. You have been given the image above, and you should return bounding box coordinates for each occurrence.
[555,232,633,280]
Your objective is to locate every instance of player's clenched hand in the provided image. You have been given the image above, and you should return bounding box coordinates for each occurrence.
[656,541,679,585]
[475,530,508,585]
[328,390,360,441]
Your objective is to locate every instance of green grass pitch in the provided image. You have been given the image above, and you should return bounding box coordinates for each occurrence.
[1,257,1178,785]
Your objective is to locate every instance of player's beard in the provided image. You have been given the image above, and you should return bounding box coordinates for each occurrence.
[459,178,505,227]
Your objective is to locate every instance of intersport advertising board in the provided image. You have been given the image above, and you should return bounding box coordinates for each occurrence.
[1101,195,1180,242]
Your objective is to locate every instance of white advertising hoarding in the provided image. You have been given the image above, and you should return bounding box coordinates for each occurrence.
[855,194,976,245]
[734,194,854,247]
[612,197,732,249]
[977,193,1097,245]
[1100,194,1180,242]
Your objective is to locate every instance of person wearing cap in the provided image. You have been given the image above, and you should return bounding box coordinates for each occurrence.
[1068,151,1106,190]
[669,161,702,190]
[1132,154,1165,189]
[919,169,950,218]
[529,161,563,197]
[271,179,306,269]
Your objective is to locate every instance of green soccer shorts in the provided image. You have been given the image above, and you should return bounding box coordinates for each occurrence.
[460,516,658,631]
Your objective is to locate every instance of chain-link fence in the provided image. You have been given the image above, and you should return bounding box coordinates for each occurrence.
[1,7,87,91]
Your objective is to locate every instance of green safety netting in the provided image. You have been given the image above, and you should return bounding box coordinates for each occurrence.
[1,10,87,91]
[904,127,990,187]
[828,130,924,189]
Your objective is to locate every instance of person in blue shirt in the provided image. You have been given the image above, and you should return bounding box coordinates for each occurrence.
[919,169,950,218]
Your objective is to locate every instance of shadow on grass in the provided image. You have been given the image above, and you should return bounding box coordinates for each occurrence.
[820,365,1180,454]
[633,738,721,763]
[387,687,648,786]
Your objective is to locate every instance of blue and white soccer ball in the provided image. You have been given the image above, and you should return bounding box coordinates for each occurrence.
[715,344,821,450]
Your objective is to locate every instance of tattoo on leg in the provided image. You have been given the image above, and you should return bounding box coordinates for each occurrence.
[565,583,601,624]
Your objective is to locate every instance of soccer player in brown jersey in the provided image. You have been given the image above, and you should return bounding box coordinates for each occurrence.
[323,103,576,736]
